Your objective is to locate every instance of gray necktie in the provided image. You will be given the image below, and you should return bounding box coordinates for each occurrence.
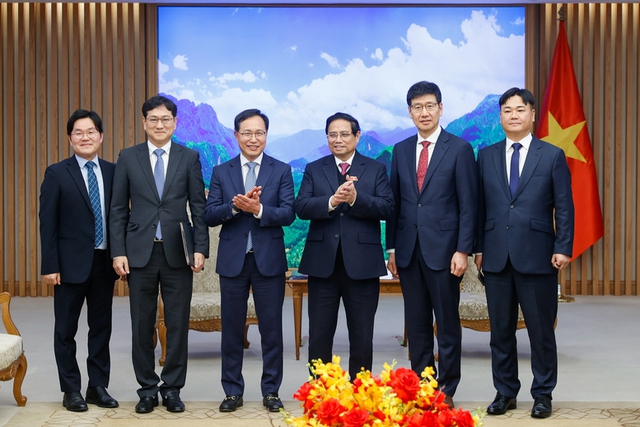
[85,161,103,247]
[245,162,257,253]
[154,149,165,239]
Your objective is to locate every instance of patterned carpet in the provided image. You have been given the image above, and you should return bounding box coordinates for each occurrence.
[2,401,640,427]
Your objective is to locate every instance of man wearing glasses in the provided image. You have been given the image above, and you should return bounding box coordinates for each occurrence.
[295,112,394,381]
[110,95,209,414]
[386,81,477,408]
[40,110,120,412]
[204,109,294,413]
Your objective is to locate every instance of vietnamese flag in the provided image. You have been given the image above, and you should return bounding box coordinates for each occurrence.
[536,20,604,260]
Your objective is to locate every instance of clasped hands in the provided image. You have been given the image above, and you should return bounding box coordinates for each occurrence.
[330,177,357,207]
[232,185,262,216]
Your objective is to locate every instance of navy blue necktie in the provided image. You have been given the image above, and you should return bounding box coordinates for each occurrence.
[154,149,165,239]
[509,142,523,198]
[245,162,257,253]
[86,161,103,247]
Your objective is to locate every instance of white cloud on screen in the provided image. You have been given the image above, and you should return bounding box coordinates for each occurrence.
[173,54,189,70]
[320,52,340,69]
[159,10,524,135]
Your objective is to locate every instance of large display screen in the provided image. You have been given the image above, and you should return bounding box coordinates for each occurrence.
[158,6,525,267]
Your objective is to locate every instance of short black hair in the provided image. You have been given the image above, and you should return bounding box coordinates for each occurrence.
[325,112,360,135]
[499,87,536,108]
[67,109,103,135]
[234,109,269,132]
[142,95,177,117]
[406,81,442,106]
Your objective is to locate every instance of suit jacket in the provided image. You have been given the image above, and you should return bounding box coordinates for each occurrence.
[109,142,209,268]
[295,151,394,280]
[40,156,118,284]
[475,136,574,274]
[386,128,478,271]
[204,153,295,278]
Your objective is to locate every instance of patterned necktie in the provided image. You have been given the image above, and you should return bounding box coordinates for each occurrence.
[509,142,523,198]
[339,162,349,176]
[245,162,257,253]
[154,149,165,239]
[416,140,431,191]
[86,161,103,247]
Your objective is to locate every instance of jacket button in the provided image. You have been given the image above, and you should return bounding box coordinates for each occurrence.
[418,204,422,208]
[335,234,339,238]
[510,204,514,208]
[414,224,418,228]
[340,212,344,216]
[506,226,510,229]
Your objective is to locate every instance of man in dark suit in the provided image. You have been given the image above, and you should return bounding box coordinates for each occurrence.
[386,81,478,407]
[475,87,574,419]
[204,109,294,413]
[110,95,209,414]
[295,112,394,381]
[40,109,120,412]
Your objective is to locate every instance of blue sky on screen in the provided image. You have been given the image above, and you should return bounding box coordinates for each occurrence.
[158,6,524,137]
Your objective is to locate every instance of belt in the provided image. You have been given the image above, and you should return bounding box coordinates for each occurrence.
[154,238,163,242]
[247,249,254,253]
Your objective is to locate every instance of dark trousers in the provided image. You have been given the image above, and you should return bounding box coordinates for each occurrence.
[485,258,558,399]
[219,252,285,397]
[54,249,115,392]
[307,248,380,380]
[128,241,192,398]
[398,241,462,396]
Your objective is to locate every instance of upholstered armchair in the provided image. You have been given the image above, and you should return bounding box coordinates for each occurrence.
[0,292,27,406]
[156,225,258,366]
[458,260,526,332]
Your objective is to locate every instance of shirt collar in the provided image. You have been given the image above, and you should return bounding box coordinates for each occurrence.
[75,154,99,169]
[334,152,356,168]
[417,126,442,146]
[240,152,264,167]
[506,133,533,151]
[148,141,172,156]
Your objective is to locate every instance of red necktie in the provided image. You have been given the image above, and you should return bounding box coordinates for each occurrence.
[416,141,431,191]
[339,162,349,175]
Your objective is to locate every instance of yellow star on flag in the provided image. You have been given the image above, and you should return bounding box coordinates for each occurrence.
[541,112,586,163]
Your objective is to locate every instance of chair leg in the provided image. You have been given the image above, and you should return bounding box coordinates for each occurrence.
[243,323,251,349]
[158,321,167,366]
[13,353,27,406]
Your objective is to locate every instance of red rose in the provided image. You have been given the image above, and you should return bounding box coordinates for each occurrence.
[407,411,438,427]
[389,367,421,403]
[454,409,476,427]
[316,398,346,425]
[341,408,370,427]
[293,382,316,412]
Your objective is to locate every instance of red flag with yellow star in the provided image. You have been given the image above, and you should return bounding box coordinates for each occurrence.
[536,20,603,260]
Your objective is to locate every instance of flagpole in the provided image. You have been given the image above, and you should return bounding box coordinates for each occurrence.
[555,6,574,304]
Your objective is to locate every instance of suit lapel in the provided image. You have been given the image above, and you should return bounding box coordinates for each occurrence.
[421,129,450,191]
[134,143,160,202]
[65,157,92,212]
[256,154,274,188]
[164,143,184,198]
[322,156,340,192]
[98,158,114,212]
[229,156,245,194]
[513,137,543,200]
[348,151,366,182]
[491,140,511,200]
[403,137,419,197]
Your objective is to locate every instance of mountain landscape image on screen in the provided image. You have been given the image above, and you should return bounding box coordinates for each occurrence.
[164,93,505,267]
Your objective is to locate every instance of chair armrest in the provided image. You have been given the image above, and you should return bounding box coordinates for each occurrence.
[0,292,21,337]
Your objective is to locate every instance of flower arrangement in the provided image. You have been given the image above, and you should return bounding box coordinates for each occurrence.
[283,356,482,427]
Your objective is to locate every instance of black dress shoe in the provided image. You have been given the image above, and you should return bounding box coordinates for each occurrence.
[135,394,159,414]
[219,395,243,412]
[443,395,455,408]
[63,392,88,412]
[86,386,119,408]
[487,393,517,415]
[162,390,185,412]
[263,393,284,412]
[531,395,552,418]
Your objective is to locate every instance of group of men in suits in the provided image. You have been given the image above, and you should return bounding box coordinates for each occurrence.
[40,82,573,419]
